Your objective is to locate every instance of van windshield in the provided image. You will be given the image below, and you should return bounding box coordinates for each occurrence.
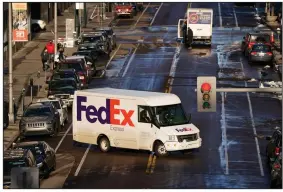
[150,104,189,127]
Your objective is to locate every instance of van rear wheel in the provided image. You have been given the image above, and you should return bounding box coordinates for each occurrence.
[99,137,111,152]
[154,141,168,157]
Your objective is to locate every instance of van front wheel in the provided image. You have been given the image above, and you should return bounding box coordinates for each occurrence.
[154,141,168,157]
[99,137,111,152]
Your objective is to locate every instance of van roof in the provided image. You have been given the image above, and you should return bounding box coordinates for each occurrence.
[76,88,181,106]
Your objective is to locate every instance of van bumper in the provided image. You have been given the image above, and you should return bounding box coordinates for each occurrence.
[164,138,202,151]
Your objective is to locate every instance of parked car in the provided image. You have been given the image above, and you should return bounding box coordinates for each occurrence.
[13,141,56,179]
[72,50,99,63]
[241,32,272,56]
[270,152,282,188]
[4,101,9,129]
[19,102,61,138]
[90,31,112,52]
[94,27,117,50]
[4,149,37,188]
[48,79,79,107]
[58,60,89,88]
[248,43,273,64]
[48,69,81,88]
[114,2,136,18]
[81,33,110,54]
[266,128,282,167]
[65,55,96,78]
[36,98,68,127]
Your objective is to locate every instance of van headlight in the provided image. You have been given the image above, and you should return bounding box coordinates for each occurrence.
[168,135,176,141]
[70,95,74,99]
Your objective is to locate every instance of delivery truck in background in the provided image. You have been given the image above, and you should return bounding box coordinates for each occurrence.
[178,8,213,46]
[72,88,202,157]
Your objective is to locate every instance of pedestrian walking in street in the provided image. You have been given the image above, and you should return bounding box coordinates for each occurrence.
[187,26,193,49]
[45,40,55,61]
[41,49,49,71]
[182,20,187,44]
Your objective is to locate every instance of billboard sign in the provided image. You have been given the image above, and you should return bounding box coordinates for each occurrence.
[12,3,28,41]
[188,12,212,24]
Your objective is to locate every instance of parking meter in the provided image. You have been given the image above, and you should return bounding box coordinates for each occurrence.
[22,88,26,112]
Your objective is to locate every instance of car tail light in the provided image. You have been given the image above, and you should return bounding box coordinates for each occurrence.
[126,9,129,12]
[266,52,273,56]
[78,72,86,84]
[248,42,255,49]
[273,163,281,169]
[117,9,121,12]
[251,52,257,55]
[275,147,280,155]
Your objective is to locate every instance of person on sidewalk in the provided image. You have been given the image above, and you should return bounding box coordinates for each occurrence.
[187,26,193,49]
[41,49,49,71]
[45,40,55,62]
[182,20,187,45]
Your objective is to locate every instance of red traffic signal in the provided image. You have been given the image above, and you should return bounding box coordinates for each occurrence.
[201,83,211,93]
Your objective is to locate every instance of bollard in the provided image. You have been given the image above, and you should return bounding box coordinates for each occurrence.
[30,78,33,103]
[22,88,25,113]
[37,71,40,95]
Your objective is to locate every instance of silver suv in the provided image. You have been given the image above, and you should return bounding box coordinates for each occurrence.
[19,102,60,138]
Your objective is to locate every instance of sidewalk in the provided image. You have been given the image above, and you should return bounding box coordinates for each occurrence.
[3,3,116,151]
[261,16,282,78]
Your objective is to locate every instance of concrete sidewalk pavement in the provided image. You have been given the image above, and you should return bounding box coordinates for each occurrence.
[3,3,116,152]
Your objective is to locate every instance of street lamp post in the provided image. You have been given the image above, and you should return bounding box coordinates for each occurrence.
[8,3,14,123]
[54,3,58,57]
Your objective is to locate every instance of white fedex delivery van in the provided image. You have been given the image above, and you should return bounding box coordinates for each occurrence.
[73,88,202,156]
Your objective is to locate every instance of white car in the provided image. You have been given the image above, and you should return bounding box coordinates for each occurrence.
[36,98,68,127]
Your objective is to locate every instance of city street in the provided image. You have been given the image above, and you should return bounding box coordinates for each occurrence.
[5,2,282,189]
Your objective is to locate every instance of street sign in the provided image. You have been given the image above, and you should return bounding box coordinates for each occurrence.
[197,76,216,112]
[76,3,84,10]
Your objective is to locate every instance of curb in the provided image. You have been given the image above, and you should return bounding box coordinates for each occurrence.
[4,128,20,152]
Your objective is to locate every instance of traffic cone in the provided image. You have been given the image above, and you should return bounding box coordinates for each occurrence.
[271,32,274,43]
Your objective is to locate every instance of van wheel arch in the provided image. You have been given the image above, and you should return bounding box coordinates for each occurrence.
[97,134,111,152]
[152,140,168,157]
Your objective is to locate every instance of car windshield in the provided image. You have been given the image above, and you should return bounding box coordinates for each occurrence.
[73,52,89,57]
[82,36,101,43]
[53,72,75,80]
[150,104,189,127]
[252,45,271,52]
[16,145,45,163]
[24,107,51,117]
[4,160,26,176]
[59,63,84,72]
[251,35,270,43]
[49,80,77,90]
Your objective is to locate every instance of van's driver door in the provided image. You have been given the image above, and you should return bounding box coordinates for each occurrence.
[137,106,156,150]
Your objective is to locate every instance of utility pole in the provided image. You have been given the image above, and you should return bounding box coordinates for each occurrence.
[54,3,58,55]
[8,3,14,123]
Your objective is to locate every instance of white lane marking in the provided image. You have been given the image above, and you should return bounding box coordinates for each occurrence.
[221,92,229,175]
[55,123,72,153]
[74,144,91,177]
[233,7,239,27]
[240,57,264,177]
[106,44,122,69]
[167,45,181,93]
[218,3,223,27]
[133,3,150,27]
[122,44,139,77]
[150,3,163,26]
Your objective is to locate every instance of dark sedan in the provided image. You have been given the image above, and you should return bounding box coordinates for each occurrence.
[13,141,56,178]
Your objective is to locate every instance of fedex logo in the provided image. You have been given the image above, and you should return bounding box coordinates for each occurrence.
[175,128,192,132]
[77,96,135,127]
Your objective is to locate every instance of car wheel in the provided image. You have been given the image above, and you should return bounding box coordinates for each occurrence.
[43,163,50,179]
[154,141,168,157]
[99,137,111,152]
[51,159,56,172]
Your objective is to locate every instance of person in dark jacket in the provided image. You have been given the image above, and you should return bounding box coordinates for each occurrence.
[182,20,187,44]
[187,26,193,49]
[41,49,49,71]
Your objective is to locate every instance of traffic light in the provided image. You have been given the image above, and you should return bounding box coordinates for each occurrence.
[197,76,216,112]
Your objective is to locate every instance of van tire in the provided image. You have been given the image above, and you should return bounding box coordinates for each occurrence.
[154,141,168,157]
[99,137,111,152]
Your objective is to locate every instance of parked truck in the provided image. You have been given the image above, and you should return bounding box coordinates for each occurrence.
[178,8,213,46]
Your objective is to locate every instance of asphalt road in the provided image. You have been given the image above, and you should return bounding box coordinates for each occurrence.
[20,2,282,189]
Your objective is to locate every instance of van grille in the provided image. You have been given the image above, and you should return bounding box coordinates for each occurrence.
[177,134,198,142]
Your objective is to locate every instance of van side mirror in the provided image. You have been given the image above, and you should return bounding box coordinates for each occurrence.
[187,114,192,122]
[266,136,272,141]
